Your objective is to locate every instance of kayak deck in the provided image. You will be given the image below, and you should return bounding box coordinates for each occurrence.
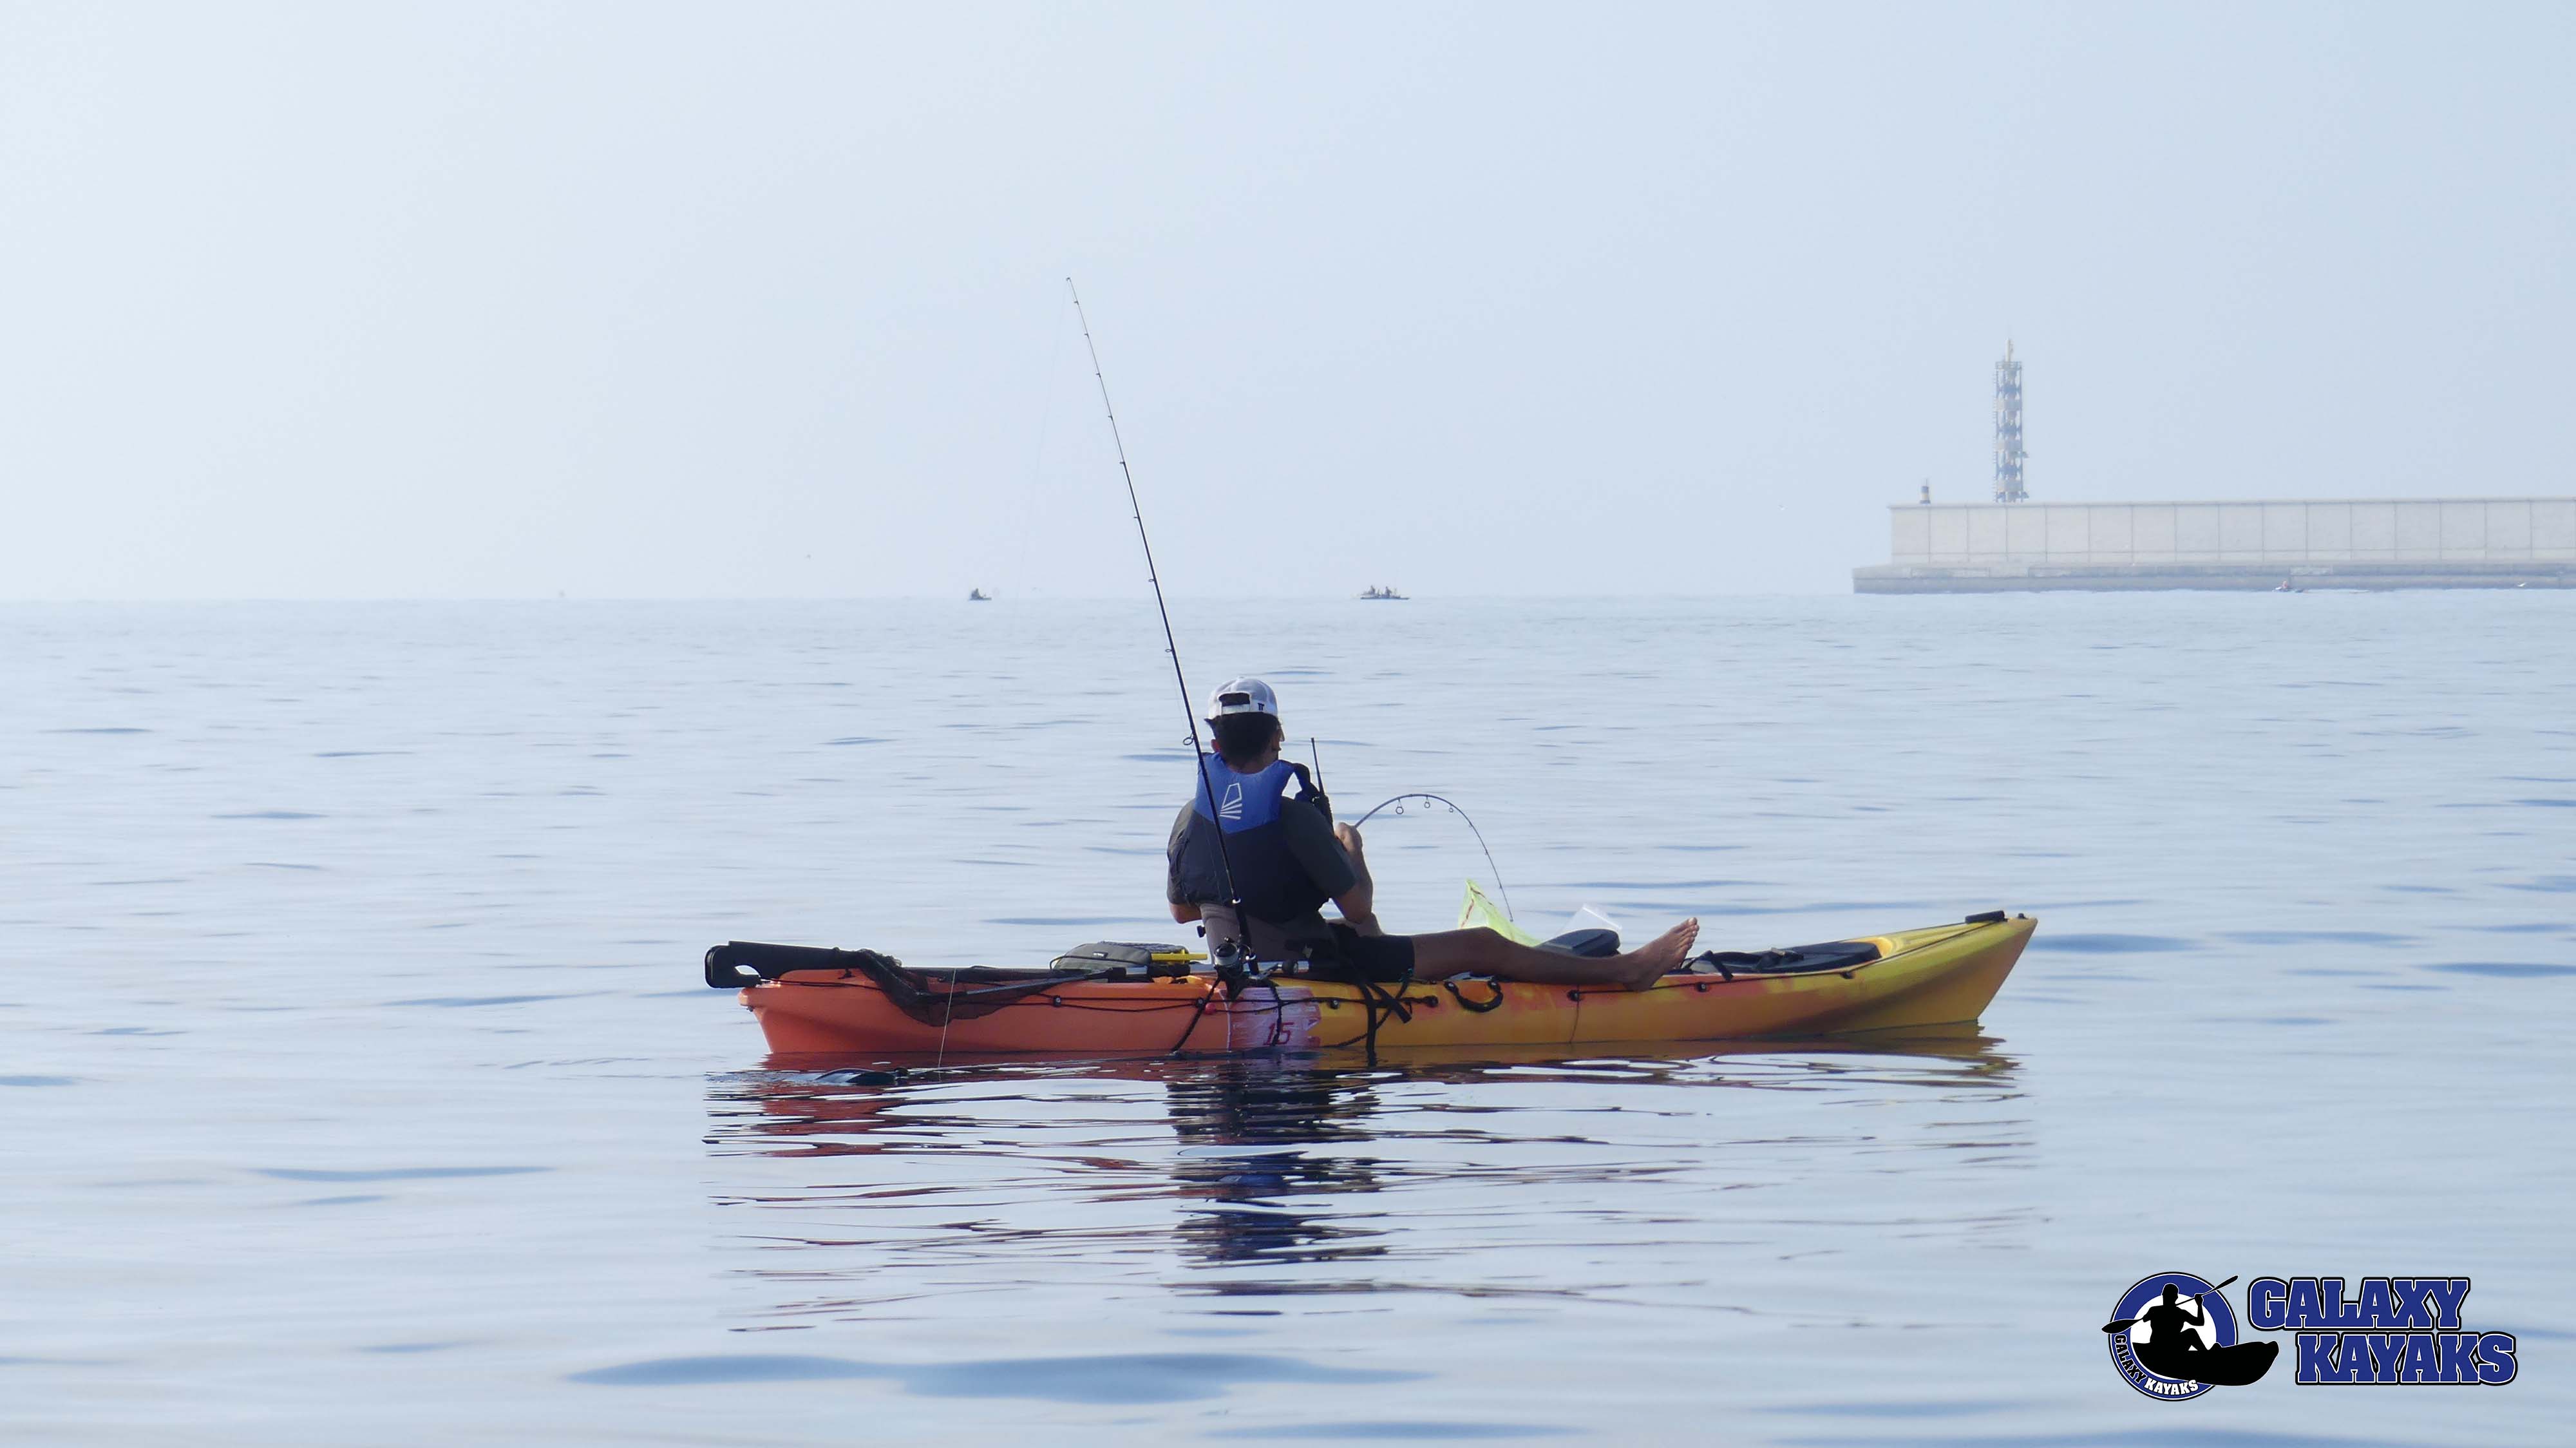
[734,915,2034,1058]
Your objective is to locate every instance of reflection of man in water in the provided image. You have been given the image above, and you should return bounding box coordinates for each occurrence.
[2138,1284,2208,1352]
[1166,1064,1383,1270]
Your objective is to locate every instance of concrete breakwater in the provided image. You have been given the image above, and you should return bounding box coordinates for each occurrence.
[1854,498,2576,592]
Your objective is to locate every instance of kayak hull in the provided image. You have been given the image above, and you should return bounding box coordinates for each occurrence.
[2136,1337,2280,1387]
[738,915,2034,1059]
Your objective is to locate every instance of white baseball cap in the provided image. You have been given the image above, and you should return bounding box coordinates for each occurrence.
[1205,676,1278,720]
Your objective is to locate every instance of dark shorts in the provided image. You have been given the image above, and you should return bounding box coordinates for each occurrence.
[1316,923,1416,984]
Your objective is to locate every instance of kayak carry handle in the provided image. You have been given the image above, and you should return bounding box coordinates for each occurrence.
[1443,978,1506,1013]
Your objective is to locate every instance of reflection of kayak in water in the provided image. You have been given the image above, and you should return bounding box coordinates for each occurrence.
[2135,1336,2279,1387]
[708,902,2034,1058]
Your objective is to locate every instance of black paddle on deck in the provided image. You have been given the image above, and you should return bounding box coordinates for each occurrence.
[2101,1275,2238,1333]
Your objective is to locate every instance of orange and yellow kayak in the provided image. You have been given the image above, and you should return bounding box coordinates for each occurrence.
[713,911,2034,1060]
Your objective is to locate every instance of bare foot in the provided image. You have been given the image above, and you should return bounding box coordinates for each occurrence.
[1611,918,1699,990]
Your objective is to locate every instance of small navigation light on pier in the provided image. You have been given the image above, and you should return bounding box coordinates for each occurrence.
[1994,341,2027,503]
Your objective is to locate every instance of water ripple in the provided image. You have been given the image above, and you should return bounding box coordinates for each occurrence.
[569,1351,1416,1402]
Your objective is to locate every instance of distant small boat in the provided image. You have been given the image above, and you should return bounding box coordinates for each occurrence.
[1358,585,1408,600]
[968,588,992,602]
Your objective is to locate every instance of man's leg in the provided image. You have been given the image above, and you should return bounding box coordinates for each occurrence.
[1406,920,1700,992]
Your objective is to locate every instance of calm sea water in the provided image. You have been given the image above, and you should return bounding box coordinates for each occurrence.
[6,595,2570,1445]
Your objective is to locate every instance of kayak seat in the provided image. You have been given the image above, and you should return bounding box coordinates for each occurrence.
[1687,940,1882,976]
[1538,928,1620,958]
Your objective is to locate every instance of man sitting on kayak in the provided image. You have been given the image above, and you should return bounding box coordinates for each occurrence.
[1166,677,1697,991]
[2137,1285,2211,1354]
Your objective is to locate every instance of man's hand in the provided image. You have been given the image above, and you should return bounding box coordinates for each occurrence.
[1334,822,1366,859]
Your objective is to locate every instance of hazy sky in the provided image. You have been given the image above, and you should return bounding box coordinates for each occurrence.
[5,3,2570,598]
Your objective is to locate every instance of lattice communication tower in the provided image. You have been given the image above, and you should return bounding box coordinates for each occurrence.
[1993,341,2026,502]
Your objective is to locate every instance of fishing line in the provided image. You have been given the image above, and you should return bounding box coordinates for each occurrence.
[1349,792,1514,922]
[935,962,958,1067]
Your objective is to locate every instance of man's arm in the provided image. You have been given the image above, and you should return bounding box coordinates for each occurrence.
[1329,823,1380,935]
[1166,802,1202,924]
[1279,799,1378,931]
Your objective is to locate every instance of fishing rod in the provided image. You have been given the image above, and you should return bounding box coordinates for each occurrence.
[1350,792,1514,922]
[1065,279,1246,951]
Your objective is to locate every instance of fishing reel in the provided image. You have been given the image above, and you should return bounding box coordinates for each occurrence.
[1206,933,1290,999]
